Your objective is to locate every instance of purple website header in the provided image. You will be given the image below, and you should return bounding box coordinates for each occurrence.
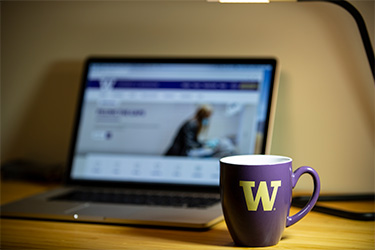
[87,80,259,91]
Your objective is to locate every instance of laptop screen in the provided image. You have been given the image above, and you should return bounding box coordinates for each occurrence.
[68,58,278,187]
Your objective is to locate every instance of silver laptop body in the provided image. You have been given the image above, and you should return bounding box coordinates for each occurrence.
[1,57,279,229]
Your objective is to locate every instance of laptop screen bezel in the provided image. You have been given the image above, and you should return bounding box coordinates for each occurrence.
[64,57,279,192]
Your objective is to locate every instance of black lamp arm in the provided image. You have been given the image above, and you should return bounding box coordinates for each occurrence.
[298,0,375,82]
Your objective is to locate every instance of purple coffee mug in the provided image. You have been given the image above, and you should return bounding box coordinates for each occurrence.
[220,155,320,247]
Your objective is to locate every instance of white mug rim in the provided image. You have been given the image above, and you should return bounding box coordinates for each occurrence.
[220,154,292,166]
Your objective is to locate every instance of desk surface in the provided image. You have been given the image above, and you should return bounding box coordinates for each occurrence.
[1,180,374,249]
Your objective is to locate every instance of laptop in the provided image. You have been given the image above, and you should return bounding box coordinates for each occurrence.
[1,57,279,229]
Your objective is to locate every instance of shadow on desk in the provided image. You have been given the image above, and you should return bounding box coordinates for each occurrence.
[123,223,294,247]
[124,224,235,247]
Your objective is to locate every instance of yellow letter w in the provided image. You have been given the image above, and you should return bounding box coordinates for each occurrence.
[239,180,281,211]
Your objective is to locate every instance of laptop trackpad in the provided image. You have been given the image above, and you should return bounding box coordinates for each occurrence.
[64,203,143,221]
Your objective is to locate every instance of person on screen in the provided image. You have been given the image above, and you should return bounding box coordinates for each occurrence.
[165,105,212,157]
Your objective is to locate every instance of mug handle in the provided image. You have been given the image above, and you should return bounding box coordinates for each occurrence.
[286,166,321,227]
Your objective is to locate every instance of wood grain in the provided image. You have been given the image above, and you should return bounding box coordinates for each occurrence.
[1,181,374,249]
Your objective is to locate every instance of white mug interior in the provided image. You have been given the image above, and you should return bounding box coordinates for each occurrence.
[220,155,292,166]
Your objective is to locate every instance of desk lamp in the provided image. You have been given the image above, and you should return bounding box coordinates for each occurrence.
[209,0,375,220]
[210,0,375,81]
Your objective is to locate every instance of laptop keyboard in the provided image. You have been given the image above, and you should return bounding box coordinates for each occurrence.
[50,190,221,208]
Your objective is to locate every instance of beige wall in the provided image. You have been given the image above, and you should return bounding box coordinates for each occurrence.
[1,0,374,193]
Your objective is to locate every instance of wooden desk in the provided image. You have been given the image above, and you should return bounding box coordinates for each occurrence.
[1,181,374,249]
